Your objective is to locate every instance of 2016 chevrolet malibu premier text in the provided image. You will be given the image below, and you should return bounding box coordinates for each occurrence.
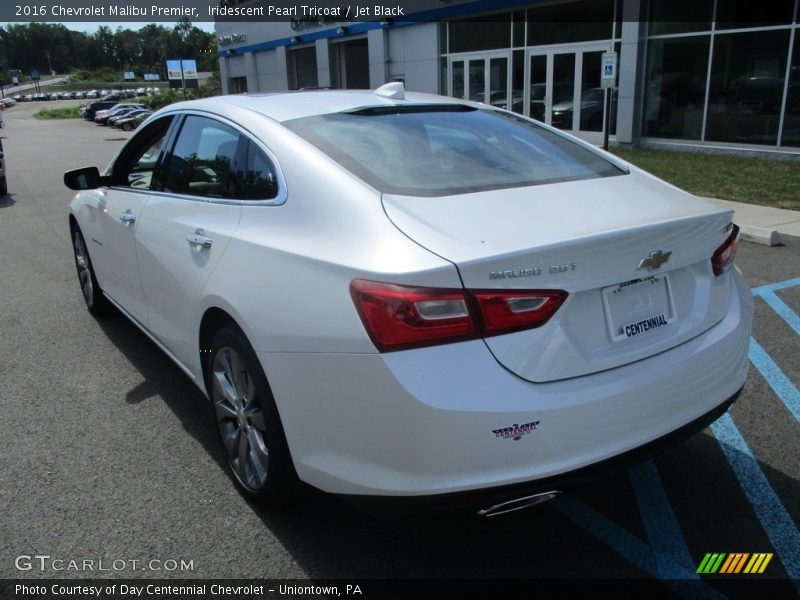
[65,83,752,516]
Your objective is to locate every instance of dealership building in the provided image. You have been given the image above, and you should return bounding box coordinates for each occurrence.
[216,0,800,155]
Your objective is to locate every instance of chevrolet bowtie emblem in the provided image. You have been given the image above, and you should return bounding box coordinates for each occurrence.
[637,250,672,271]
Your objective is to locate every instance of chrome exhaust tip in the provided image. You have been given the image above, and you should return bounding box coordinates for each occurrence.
[477,490,561,517]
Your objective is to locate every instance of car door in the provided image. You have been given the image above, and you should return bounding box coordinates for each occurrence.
[134,113,245,372]
[86,116,176,323]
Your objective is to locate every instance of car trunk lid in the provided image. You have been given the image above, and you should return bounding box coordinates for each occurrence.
[382,169,735,382]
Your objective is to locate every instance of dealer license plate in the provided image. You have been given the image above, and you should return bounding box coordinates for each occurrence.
[602,275,677,343]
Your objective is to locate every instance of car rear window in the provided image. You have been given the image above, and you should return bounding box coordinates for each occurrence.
[283,106,625,197]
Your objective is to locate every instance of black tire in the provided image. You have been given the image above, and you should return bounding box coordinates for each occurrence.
[71,225,112,315]
[0,176,7,197]
[208,325,299,507]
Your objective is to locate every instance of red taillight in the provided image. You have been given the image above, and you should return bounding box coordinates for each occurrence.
[712,224,740,276]
[473,290,569,336]
[350,280,478,352]
[350,279,567,352]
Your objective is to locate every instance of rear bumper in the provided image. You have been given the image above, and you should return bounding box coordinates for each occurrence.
[262,270,753,497]
[341,384,743,515]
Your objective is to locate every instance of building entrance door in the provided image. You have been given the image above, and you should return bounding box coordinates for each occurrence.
[448,52,511,110]
[526,44,612,144]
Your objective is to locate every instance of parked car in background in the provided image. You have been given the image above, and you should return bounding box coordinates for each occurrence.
[101,92,124,102]
[551,87,606,131]
[64,85,752,515]
[107,108,148,127]
[114,110,153,131]
[94,103,146,124]
[470,90,510,108]
[82,101,117,121]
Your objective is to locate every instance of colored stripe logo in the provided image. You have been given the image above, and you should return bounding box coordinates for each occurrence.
[697,553,773,574]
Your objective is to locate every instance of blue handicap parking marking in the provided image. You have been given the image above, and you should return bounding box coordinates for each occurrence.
[711,414,800,589]
[627,461,697,580]
[749,277,800,422]
[555,463,725,599]
[738,276,800,591]
[555,461,698,581]
[748,338,800,422]
[751,276,800,337]
[554,276,800,592]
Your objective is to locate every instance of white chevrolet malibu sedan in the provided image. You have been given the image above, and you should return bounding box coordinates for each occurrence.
[65,83,752,516]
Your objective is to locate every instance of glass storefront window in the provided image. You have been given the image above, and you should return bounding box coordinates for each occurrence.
[452,61,464,99]
[512,11,525,47]
[529,54,547,122]
[648,0,713,36]
[449,16,510,53]
[468,61,485,101]
[705,30,790,145]
[489,57,508,108]
[644,36,710,140]
[580,51,604,132]
[511,49,524,115]
[715,0,795,30]
[782,37,800,147]
[550,53,576,130]
[527,0,614,46]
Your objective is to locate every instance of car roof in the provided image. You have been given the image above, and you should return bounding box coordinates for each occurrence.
[155,88,469,123]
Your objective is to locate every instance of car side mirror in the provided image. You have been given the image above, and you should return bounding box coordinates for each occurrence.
[64,166,109,190]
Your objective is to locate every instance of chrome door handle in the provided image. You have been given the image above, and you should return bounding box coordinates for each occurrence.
[186,229,213,248]
[119,211,136,224]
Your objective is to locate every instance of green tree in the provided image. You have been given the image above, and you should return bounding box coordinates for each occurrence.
[0,22,217,80]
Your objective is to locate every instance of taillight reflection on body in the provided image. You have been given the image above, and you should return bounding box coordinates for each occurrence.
[350,279,567,352]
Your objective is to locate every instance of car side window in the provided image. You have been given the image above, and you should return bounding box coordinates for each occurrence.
[111,116,173,189]
[243,140,279,200]
[162,115,243,199]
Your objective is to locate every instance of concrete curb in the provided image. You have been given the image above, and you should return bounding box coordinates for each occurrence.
[739,225,784,247]
[702,197,799,245]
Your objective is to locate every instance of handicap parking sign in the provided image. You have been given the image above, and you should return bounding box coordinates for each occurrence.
[601,52,617,88]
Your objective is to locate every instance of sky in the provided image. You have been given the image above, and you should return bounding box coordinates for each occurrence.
[0,21,216,33]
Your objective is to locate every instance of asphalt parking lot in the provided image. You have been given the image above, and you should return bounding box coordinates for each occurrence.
[0,101,798,596]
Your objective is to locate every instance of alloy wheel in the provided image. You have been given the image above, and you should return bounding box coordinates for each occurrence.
[212,346,270,490]
[73,231,93,306]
